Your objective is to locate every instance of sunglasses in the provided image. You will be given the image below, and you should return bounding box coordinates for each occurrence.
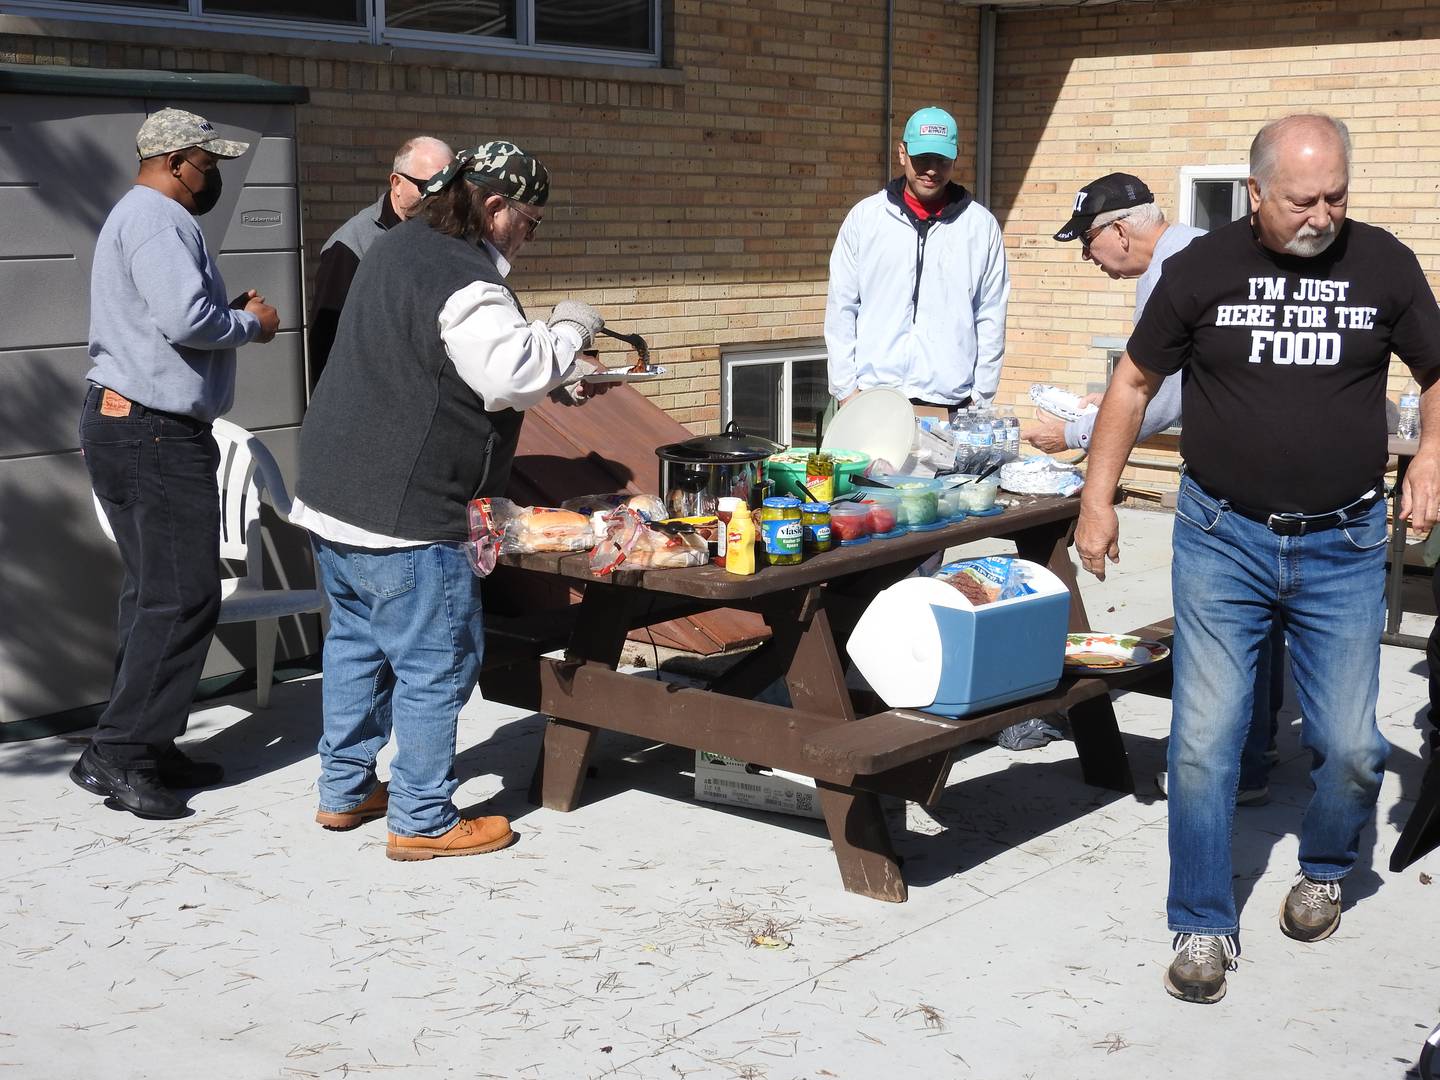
[1081,221,1116,255]
[395,172,430,190]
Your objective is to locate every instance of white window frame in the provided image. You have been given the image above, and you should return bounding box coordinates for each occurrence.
[1177,164,1250,231]
[722,343,828,448]
[2,0,662,66]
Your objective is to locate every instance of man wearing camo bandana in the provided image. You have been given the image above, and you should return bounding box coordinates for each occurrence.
[292,140,608,861]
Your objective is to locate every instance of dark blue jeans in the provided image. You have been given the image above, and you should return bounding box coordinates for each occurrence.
[80,384,221,768]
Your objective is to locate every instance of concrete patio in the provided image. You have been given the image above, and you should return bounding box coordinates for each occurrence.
[1,507,1435,1080]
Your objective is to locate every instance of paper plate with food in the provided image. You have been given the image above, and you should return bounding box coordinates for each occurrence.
[580,363,668,384]
[1063,633,1170,672]
[1029,384,1099,422]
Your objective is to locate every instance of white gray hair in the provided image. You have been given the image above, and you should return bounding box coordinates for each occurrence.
[1250,114,1351,188]
[1091,201,1165,233]
[393,135,454,176]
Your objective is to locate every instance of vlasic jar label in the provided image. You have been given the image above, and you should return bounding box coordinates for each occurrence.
[761,518,803,555]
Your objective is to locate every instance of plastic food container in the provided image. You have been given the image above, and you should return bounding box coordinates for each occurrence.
[862,491,905,537]
[949,474,1001,512]
[938,487,966,521]
[829,502,872,544]
[766,449,873,499]
[887,477,942,528]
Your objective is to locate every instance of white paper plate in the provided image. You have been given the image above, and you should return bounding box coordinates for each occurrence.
[581,366,668,384]
[1029,384,1097,422]
[821,387,916,470]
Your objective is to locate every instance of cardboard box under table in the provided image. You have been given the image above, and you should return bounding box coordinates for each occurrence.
[846,561,1070,717]
[694,750,823,819]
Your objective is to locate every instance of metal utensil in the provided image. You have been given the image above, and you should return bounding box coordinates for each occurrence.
[954,460,1003,486]
[597,326,652,369]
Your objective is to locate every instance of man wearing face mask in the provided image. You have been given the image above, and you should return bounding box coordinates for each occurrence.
[293,141,607,861]
[73,108,280,820]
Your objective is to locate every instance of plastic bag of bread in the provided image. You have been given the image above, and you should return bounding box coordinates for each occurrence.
[589,506,708,575]
[489,499,595,554]
[932,556,1034,607]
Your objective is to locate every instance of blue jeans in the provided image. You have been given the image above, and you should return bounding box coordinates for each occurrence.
[1167,476,1389,936]
[1240,621,1287,791]
[312,537,484,837]
[80,385,222,767]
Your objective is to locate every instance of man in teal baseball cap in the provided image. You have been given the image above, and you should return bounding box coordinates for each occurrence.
[825,104,1009,420]
[903,106,959,159]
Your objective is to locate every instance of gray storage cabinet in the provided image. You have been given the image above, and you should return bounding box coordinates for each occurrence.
[0,66,313,725]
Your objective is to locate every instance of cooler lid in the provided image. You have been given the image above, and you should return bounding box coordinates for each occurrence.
[821,388,915,469]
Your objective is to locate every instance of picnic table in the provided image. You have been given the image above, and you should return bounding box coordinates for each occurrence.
[484,494,1159,902]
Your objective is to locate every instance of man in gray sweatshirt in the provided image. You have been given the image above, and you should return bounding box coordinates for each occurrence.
[71,108,279,820]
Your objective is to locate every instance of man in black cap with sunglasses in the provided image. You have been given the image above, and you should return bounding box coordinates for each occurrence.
[307,135,454,386]
[293,140,607,862]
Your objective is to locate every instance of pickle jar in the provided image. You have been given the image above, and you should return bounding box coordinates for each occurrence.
[757,496,804,565]
[804,451,835,503]
[801,501,833,553]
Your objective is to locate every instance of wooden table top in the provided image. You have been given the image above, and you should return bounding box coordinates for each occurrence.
[499,493,1081,601]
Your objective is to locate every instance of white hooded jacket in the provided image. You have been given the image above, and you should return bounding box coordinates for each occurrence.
[825,179,1009,406]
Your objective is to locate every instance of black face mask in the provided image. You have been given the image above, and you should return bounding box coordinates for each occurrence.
[178,156,223,216]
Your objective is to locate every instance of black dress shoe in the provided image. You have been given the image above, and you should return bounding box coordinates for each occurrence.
[69,746,190,820]
[157,746,225,789]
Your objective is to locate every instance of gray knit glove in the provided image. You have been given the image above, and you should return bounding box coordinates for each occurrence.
[548,299,604,349]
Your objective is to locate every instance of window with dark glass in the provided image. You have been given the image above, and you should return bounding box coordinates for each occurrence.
[45,0,185,10]
[384,0,515,37]
[204,0,363,22]
[535,0,650,51]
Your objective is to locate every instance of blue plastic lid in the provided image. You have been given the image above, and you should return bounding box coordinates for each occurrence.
[762,496,802,508]
[801,501,831,513]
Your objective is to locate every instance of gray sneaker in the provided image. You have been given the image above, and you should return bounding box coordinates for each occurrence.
[1163,932,1238,1004]
[1279,875,1341,942]
[1154,771,1269,806]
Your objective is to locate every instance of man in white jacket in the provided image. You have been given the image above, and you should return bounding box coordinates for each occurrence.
[825,106,1010,416]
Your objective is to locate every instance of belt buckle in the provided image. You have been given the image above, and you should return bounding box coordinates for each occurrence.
[1266,513,1304,536]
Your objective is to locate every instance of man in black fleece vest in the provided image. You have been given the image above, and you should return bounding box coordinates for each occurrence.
[293,141,606,861]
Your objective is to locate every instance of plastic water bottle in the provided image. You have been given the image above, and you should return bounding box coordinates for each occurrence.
[999,408,1021,463]
[968,409,995,472]
[951,412,975,473]
[1398,380,1421,441]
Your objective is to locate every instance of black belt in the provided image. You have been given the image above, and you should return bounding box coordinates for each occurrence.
[909,396,971,412]
[1227,487,1383,536]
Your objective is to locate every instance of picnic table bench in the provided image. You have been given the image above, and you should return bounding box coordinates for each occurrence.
[482,495,1172,902]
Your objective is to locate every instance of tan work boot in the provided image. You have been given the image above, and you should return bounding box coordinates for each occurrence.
[386,816,514,861]
[1279,875,1341,942]
[315,783,389,831]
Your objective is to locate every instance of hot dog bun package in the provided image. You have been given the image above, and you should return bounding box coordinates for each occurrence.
[484,499,596,554]
[589,505,708,575]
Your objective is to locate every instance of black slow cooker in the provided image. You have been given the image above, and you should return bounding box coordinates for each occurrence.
[656,422,785,517]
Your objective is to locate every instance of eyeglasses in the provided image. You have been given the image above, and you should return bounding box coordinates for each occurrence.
[507,199,542,239]
[1081,221,1116,255]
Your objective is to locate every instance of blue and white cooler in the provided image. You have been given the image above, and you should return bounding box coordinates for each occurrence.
[846,558,1070,717]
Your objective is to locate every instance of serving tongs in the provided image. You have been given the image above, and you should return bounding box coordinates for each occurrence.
[598,325,653,370]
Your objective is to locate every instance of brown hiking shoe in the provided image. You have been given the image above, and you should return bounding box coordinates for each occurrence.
[315,783,389,831]
[386,816,514,861]
[1163,933,1238,1004]
[1280,876,1341,942]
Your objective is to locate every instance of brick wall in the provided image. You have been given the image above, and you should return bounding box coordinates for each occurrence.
[992,0,1440,492]
[0,1,979,433]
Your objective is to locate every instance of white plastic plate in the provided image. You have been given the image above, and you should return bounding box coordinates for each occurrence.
[1029,383,1098,422]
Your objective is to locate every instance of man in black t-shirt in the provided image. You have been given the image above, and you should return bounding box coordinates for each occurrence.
[1075,114,1440,1005]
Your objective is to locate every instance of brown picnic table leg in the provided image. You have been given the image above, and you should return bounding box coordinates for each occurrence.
[781,589,908,903]
[528,583,647,812]
[1013,513,1136,794]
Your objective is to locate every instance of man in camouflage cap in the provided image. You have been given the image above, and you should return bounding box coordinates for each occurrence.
[71,108,278,820]
[293,139,609,861]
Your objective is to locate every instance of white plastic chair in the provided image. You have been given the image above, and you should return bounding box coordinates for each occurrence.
[92,417,325,708]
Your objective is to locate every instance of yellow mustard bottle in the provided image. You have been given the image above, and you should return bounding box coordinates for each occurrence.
[724,503,757,576]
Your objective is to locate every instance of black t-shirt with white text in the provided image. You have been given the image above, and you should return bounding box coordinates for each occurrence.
[1127,217,1440,513]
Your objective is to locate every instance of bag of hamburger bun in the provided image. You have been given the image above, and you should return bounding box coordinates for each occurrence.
[491,500,596,554]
